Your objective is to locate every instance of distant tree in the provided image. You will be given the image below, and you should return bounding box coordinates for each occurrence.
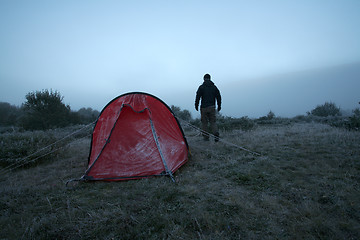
[310,102,341,117]
[0,102,21,126]
[171,105,181,114]
[170,105,192,121]
[267,110,275,120]
[76,107,100,123]
[20,89,72,130]
[258,110,276,121]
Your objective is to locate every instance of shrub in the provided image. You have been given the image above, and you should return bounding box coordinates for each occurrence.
[255,111,292,125]
[187,115,255,132]
[0,102,22,126]
[310,102,341,117]
[257,111,277,124]
[0,131,58,168]
[348,108,360,130]
[0,125,92,169]
[76,107,100,124]
[171,105,192,122]
[292,115,312,123]
[20,89,73,130]
[190,118,201,128]
[218,116,255,131]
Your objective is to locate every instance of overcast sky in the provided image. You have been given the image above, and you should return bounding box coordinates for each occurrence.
[1,0,360,118]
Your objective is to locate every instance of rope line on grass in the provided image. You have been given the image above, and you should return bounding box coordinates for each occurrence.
[1,133,93,176]
[1,116,260,178]
[178,118,261,156]
[0,122,95,175]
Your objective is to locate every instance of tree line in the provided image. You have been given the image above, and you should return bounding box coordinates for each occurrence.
[1,89,359,131]
[0,89,99,130]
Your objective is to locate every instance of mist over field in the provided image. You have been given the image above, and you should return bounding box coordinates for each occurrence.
[1,1,360,118]
[162,62,360,119]
[1,62,359,120]
[220,62,360,118]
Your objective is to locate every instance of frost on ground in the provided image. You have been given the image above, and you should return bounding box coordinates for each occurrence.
[0,122,359,239]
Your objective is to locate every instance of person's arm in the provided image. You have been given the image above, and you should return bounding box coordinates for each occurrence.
[216,87,221,111]
[195,87,202,111]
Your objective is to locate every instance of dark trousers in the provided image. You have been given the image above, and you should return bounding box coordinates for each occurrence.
[200,106,219,140]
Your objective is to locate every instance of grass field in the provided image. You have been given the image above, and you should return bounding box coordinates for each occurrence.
[0,122,359,239]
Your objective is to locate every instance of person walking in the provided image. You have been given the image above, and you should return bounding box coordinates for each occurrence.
[195,73,222,142]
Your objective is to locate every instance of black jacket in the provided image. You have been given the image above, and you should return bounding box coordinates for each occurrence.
[195,80,221,109]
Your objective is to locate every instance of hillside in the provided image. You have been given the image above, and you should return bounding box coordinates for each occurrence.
[0,122,359,239]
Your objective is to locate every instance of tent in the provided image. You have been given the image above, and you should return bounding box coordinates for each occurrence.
[82,92,189,181]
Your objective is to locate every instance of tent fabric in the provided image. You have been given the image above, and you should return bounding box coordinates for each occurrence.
[82,92,189,181]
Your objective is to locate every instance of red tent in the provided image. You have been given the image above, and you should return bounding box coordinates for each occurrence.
[82,92,189,181]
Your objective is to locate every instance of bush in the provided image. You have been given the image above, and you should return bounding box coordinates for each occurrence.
[170,105,192,122]
[190,118,201,128]
[20,89,73,130]
[76,107,100,124]
[348,108,360,130]
[218,116,255,131]
[292,115,312,123]
[188,115,255,132]
[255,111,291,125]
[291,114,358,130]
[310,102,341,117]
[0,131,58,168]
[0,125,92,169]
[258,111,275,121]
[0,102,22,126]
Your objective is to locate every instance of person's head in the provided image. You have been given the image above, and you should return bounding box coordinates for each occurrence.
[203,73,211,81]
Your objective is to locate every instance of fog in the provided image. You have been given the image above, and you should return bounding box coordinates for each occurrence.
[158,62,360,119]
[1,1,360,118]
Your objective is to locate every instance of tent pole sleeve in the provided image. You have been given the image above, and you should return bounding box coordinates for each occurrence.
[149,117,175,182]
